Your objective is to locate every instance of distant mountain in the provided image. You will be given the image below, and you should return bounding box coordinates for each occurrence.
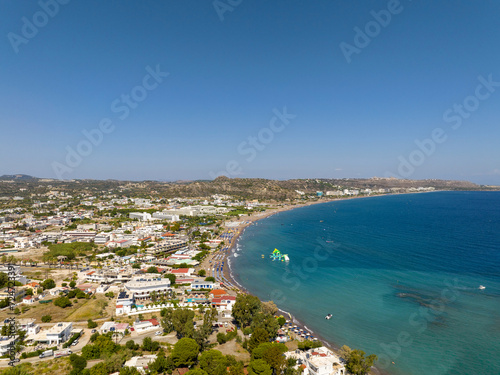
[0,175,496,201]
[0,174,37,181]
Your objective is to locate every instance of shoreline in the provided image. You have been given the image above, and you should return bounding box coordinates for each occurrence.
[218,193,425,375]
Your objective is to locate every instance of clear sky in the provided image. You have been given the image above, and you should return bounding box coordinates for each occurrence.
[1,1,499,184]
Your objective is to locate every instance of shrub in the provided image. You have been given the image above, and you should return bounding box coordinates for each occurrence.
[41,315,52,323]
[216,333,227,345]
[54,296,72,308]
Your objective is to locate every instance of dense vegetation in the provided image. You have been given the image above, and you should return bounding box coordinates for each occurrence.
[42,242,96,262]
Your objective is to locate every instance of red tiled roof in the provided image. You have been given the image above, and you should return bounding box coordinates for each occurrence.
[171,268,189,274]
[116,305,123,308]
[146,319,159,326]
[209,289,226,297]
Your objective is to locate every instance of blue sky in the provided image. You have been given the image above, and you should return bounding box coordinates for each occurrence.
[1,1,499,184]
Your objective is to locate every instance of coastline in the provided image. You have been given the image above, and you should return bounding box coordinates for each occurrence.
[217,194,421,375]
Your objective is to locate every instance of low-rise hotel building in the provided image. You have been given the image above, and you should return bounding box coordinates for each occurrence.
[124,274,171,301]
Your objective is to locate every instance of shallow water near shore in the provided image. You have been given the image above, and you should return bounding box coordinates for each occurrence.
[230,191,500,375]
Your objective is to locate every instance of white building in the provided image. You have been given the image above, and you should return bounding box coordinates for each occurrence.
[124,355,157,373]
[191,280,216,290]
[146,239,188,256]
[133,319,160,332]
[0,336,18,356]
[152,212,180,222]
[286,347,345,375]
[325,191,344,196]
[124,274,171,301]
[32,322,73,345]
[18,318,40,336]
[129,212,152,221]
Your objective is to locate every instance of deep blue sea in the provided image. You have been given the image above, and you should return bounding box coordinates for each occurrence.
[230,192,500,375]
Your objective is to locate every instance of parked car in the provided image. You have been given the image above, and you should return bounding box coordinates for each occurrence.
[71,341,78,346]
[91,329,97,333]
[155,331,162,336]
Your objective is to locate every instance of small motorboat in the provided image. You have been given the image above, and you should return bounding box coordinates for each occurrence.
[479,285,486,290]
[325,314,333,320]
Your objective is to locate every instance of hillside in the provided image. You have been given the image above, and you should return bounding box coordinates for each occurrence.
[0,175,496,202]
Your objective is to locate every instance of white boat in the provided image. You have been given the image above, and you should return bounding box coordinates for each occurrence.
[479,285,486,290]
[325,314,332,320]
[283,254,290,262]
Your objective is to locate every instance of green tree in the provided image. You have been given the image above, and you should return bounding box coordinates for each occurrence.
[147,266,159,273]
[297,340,322,351]
[41,315,52,323]
[0,272,8,288]
[193,307,217,351]
[172,308,195,338]
[339,345,352,361]
[164,273,176,285]
[345,349,378,375]
[0,298,9,309]
[277,316,286,326]
[251,313,280,339]
[94,335,119,357]
[205,276,215,282]
[232,294,261,328]
[54,296,72,308]
[261,344,287,374]
[41,278,56,290]
[69,353,87,371]
[216,332,227,345]
[150,291,158,302]
[261,301,278,315]
[89,362,108,375]
[104,353,124,373]
[248,359,272,375]
[125,340,139,350]
[149,354,175,374]
[119,367,141,375]
[90,332,100,342]
[199,350,228,375]
[248,328,269,353]
[198,269,206,277]
[87,319,98,329]
[186,370,209,375]
[160,307,174,333]
[82,344,100,360]
[142,336,160,352]
[171,337,199,367]
[69,280,76,288]
[252,342,287,361]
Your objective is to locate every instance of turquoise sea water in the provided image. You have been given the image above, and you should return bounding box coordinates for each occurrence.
[230,192,500,375]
